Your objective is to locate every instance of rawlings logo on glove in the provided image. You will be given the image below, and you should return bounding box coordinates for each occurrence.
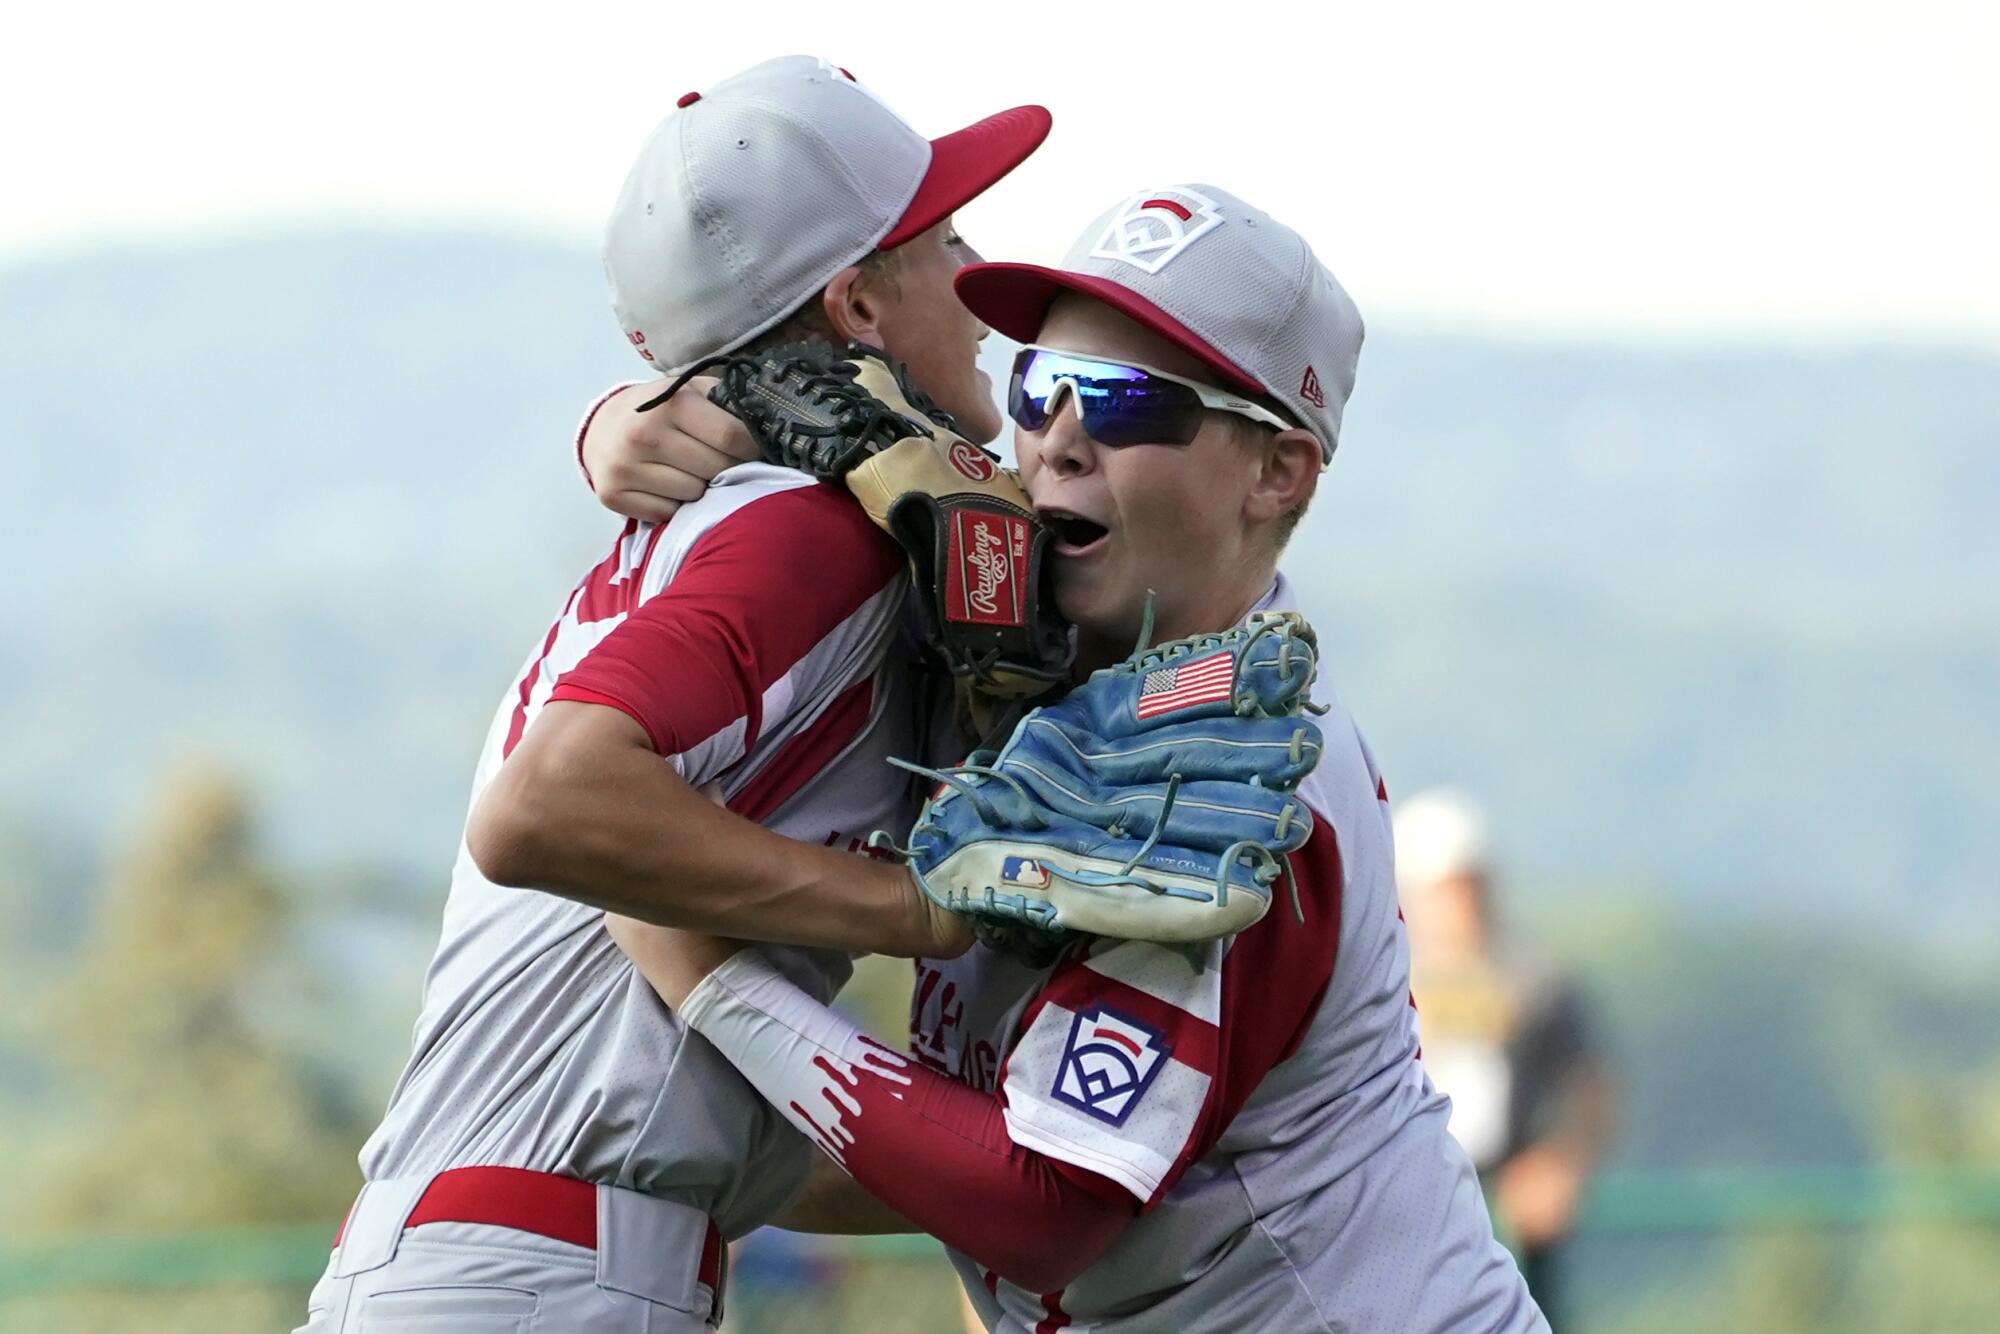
[641,342,1071,714]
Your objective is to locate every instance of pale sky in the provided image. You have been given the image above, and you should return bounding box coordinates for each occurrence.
[4,0,1995,347]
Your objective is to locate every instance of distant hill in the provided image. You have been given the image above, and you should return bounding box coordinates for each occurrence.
[2,232,1996,937]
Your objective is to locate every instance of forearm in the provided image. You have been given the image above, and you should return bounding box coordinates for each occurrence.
[773,1154,920,1235]
[678,951,1130,1291]
[469,702,943,956]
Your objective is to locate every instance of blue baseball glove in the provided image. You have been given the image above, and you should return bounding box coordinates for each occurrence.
[875,612,1326,950]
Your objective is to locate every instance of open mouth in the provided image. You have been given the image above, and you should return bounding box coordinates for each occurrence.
[1038,508,1110,555]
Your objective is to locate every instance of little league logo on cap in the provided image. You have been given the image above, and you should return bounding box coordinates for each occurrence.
[1052,1005,1172,1126]
[955,181,1366,463]
[1089,187,1225,275]
[813,57,893,110]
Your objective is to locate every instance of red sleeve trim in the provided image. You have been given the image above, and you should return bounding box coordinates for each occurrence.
[1204,810,1343,1139]
[995,811,1343,1206]
[547,683,666,754]
[558,485,902,760]
[1017,960,1220,1078]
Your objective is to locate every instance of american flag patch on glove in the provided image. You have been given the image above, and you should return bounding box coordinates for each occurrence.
[1136,652,1233,719]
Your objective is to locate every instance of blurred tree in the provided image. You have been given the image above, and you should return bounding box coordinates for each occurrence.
[18,767,360,1234]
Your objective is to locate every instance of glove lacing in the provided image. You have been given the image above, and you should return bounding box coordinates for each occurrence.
[865,599,1322,947]
[1122,597,1319,925]
[637,344,927,476]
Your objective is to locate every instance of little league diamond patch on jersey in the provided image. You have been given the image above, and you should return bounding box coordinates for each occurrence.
[1052,1005,1172,1126]
[1135,651,1234,720]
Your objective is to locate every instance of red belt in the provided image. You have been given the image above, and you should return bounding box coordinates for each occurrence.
[335,1166,723,1292]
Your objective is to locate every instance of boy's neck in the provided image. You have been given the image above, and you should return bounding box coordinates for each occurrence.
[1072,566,1278,676]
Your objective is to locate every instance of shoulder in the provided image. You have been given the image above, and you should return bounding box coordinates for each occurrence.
[643,465,902,597]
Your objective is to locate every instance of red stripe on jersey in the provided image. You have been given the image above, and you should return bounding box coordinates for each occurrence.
[1178,810,1343,1175]
[503,591,575,759]
[552,484,900,758]
[724,676,874,824]
[574,523,665,624]
[1036,1290,1074,1332]
[1012,959,1220,1078]
[504,518,657,759]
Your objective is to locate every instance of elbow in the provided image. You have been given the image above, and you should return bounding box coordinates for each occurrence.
[986,1205,1126,1294]
[467,762,559,888]
[997,1256,1087,1298]
[993,1249,1098,1297]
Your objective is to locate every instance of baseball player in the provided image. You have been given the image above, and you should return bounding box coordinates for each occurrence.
[1396,788,1617,1327]
[297,57,1049,1333]
[606,186,1548,1332]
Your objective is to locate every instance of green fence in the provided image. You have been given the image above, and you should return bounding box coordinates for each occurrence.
[4,1169,1998,1333]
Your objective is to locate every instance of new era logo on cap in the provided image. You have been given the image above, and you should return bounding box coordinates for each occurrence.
[1088,186,1225,275]
[1300,365,1325,408]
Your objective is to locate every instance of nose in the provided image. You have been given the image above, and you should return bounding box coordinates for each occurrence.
[1036,390,1096,478]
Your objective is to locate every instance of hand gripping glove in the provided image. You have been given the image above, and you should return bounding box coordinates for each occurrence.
[873,611,1327,950]
[641,342,1072,706]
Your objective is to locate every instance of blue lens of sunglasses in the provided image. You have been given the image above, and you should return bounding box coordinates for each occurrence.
[1008,348,1207,447]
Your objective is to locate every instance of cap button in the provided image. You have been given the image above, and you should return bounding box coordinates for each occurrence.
[676,91,701,108]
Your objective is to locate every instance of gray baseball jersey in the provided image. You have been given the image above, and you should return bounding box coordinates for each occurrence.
[913,574,1544,1332]
[361,464,919,1239]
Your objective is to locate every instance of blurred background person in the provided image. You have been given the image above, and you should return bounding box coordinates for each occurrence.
[1397,787,1618,1329]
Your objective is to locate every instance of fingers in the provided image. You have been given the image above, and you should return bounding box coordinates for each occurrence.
[679,381,761,462]
[618,460,713,504]
[584,375,764,522]
[654,430,756,482]
[602,491,684,526]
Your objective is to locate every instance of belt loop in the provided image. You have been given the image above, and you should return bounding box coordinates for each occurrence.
[595,1182,715,1315]
[704,1222,728,1327]
[329,1177,431,1279]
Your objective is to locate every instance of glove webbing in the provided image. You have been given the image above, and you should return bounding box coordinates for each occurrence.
[869,599,1316,939]
[637,347,925,473]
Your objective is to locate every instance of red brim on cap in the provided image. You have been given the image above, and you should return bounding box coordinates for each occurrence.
[954,262,1266,397]
[880,106,1052,250]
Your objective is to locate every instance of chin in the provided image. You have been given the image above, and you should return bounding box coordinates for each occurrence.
[1055,578,1138,648]
[952,398,1003,446]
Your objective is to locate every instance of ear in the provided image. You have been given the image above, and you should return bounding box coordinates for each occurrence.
[1243,428,1320,525]
[820,265,889,348]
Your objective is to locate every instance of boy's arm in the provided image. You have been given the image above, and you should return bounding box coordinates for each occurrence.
[606,919,1133,1292]
[472,703,964,957]
[772,1154,920,1235]
[577,378,760,522]
[469,479,969,959]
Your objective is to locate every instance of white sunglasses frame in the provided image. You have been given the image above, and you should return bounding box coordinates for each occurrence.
[1013,343,1295,441]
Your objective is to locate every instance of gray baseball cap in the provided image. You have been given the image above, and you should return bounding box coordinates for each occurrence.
[605,55,1050,373]
[954,184,1363,462]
